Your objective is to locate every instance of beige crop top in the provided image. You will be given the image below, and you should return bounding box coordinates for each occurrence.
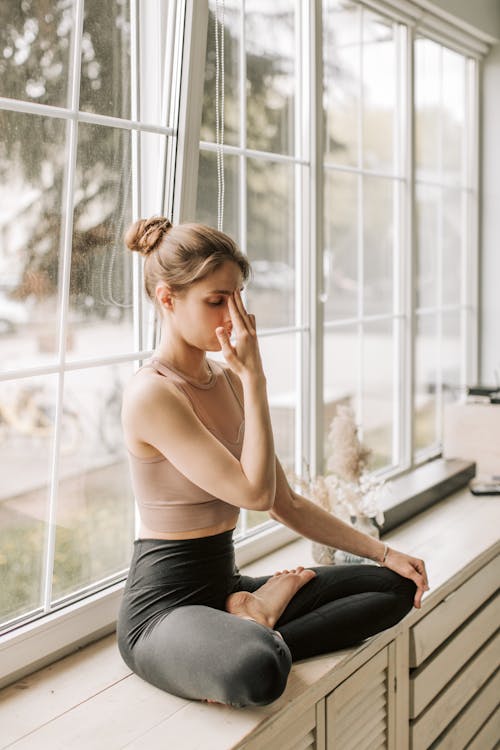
[126,357,244,533]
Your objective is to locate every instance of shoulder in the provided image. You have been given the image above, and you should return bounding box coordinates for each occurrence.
[122,366,189,422]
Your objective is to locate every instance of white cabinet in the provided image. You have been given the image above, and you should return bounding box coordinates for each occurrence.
[241,703,325,750]
[408,555,500,750]
[326,646,394,750]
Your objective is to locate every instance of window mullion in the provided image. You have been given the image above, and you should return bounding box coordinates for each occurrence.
[311,0,323,477]
[465,58,479,385]
[295,0,305,479]
[403,21,414,469]
[41,0,86,613]
[239,0,247,252]
[171,0,208,223]
[357,6,364,435]
[130,0,142,362]
[435,46,444,446]
[392,22,403,469]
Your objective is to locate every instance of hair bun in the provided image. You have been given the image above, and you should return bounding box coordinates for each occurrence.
[124,217,172,256]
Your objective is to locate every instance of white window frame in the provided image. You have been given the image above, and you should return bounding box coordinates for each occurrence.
[0,0,206,686]
[195,0,316,543]
[0,0,489,688]
[320,0,483,483]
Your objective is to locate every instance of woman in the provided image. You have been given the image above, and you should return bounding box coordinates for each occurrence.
[117,217,429,708]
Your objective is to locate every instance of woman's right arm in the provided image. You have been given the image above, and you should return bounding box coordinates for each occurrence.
[122,291,276,511]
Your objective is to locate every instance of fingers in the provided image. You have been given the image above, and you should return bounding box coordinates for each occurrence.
[232,288,249,323]
[215,327,236,362]
[414,587,424,609]
[412,558,430,609]
[228,289,255,335]
[414,558,430,591]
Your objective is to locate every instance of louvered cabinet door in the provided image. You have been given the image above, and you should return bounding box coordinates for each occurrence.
[325,647,391,750]
[241,703,326,750]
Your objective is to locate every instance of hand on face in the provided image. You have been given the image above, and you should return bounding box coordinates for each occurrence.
[215,289,264,380]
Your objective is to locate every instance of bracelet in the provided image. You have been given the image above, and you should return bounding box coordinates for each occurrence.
[379,543,389,566]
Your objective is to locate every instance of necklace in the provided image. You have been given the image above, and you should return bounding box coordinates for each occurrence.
[153,355,214,386]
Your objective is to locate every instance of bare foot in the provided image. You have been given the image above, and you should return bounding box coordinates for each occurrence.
[225,567,317,629]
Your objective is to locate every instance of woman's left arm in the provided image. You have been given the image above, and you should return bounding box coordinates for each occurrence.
[270,455,430,608]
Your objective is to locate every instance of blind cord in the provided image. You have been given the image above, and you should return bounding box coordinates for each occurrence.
[214,0,225,231]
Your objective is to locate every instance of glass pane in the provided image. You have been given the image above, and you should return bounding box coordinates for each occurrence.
[415,37,440,181]
[138,130,169,216]
[68,123,133,361]
[242,332,297,532]
[441,312,463,400]
[79,0,131,119]
[416,183,439,309]
[0,374,57,627]
[323,0,360,166]
[442,189,463,306]
[246,159,295,329]
[201,0,240,146]
[246,0,295,155]
[138,2,173,127]
[262,332,296,471]
[195,150,240,241]
[323,324,359,474]
[362,12,395,172]
[324,0,359,46]
[0,111,66,373]
[52,363,135,600]
[324,170,358,320]
[0,2,73,107]
[362,319,394,470]
[363,176,394,316]
[442,47,465,184]
[414,313,438,454]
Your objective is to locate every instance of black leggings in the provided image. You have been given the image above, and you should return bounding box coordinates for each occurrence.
[117,530,416,708]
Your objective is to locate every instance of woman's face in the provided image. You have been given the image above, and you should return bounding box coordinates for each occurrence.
[168,260,244,352]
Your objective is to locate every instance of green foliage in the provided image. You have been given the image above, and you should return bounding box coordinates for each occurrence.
[198,7,294,260]
[0,0,131,304]
[0,461,134,625]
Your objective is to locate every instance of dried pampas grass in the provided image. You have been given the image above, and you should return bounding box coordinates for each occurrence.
[288,405,387,527]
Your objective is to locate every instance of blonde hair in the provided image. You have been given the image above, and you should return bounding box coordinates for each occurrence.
[124,217,252,306]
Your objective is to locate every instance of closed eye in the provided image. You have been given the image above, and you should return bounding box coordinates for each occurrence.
[208,300,224,306]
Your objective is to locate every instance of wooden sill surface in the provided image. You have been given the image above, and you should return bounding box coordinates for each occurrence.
[0,488,498,750]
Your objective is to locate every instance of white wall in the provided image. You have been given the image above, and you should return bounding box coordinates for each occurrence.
[427,0,500,40]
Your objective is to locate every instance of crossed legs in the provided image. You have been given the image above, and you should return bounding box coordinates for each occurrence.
[126,563,415,706]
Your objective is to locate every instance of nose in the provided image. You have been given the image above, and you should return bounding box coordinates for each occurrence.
[222,306,232,335]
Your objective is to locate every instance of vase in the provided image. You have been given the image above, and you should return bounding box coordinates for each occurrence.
[334,514,380,565]
[311,541,337,565]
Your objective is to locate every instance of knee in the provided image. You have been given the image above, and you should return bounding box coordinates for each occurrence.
[394,572,417,614]
[230,630,292,707]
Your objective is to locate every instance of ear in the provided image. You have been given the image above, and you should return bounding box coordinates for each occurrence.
[155,282,176,312]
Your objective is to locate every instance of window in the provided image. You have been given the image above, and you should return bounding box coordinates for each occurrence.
[321,0,478,476]
[413,37,474,459]
[323,0,406,472]
[0,0,483,681]
[0,0,184,635]
[196,0,309,539]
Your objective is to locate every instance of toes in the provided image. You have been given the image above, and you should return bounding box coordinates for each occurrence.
[302,569,317,582]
